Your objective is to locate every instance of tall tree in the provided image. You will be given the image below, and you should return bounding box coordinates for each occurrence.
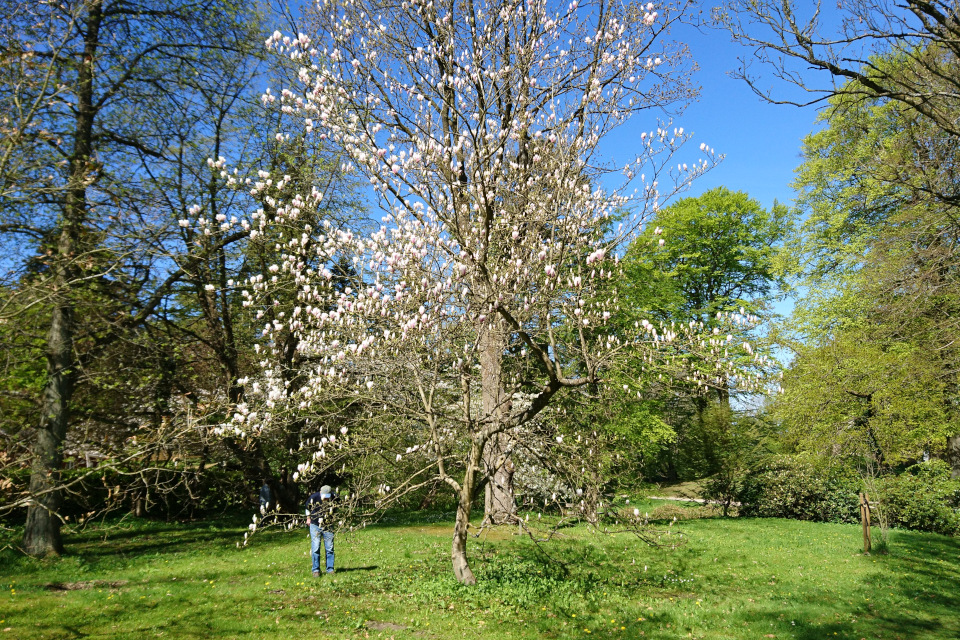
[221,0,764,585]
[722,0,960,476]
[620,187,787,479]
[625,187,788,325]
[774,76,960,472]
[0,0,260,556]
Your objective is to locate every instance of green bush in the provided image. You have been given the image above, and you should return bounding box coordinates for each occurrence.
[876,460,960,537]
[735,455,860,524]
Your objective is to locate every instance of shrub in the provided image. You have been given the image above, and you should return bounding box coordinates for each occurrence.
[876,460,960,537]
[735,455,860,524]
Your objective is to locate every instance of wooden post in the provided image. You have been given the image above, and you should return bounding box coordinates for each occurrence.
[858,492,872,554]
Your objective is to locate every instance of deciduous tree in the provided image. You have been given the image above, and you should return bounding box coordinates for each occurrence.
[222,0,763,585]
[0,0,261,555]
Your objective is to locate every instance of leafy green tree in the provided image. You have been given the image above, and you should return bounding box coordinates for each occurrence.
[722,1,960,476]
[772,329,953,468]
[620,187,788,480]
[777,61,960,475]
[625,186,789,325]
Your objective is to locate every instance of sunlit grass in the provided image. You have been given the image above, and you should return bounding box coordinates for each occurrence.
[1,503,958,639]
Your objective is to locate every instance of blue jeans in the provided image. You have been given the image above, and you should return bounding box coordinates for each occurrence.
[309,524,334,573]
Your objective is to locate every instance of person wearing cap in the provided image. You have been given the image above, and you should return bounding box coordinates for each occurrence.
[305,484,337,576]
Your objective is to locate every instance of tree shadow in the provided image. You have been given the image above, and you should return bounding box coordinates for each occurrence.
[68,528,239,558]
[451,521,960,639]
[334,565,379,573]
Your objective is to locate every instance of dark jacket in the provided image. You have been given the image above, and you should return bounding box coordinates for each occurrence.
[305,492,337,529]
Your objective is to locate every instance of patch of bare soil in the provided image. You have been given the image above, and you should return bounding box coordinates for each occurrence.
[366,621,408,632]
[46,580,128,591]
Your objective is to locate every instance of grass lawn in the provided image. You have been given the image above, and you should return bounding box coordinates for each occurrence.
[1,500,958,639]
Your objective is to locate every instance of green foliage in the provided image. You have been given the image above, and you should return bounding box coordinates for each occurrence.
[877,461,960,537]
[770,331,954,466]
[591,392,678,484]
[699,405,778,513]
[735,455,861,524]
[618,186,790,483]
[777,55,960,472]
[624,186,790,323]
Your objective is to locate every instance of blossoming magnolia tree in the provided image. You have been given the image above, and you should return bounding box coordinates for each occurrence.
[223,0,742,584]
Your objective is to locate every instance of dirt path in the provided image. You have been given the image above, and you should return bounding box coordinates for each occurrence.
[647,496,740,506]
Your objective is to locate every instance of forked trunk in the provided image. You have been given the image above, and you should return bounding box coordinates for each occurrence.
[452,441,482,585]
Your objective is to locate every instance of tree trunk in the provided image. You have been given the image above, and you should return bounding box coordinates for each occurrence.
[479,325,515,524]
[22,304,73,556]
[452,442,481,585]
[947,435,960,479]
[23,0,102,557]
[452,491,476,585]
[484,433,516,523]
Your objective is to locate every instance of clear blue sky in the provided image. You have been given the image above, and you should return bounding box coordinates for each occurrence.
[681,24,822,210]
[603,20,826,213]
[600,18,831,326]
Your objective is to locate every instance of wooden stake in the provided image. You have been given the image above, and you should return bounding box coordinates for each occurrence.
[859,492,871,554]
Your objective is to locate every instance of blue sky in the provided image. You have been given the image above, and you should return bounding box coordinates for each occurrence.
[680,24,822,210]
[612,18,831,325]
[603,20,826,213]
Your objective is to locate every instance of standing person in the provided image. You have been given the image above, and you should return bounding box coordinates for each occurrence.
[259,480,272,514]
[305,485,337,576]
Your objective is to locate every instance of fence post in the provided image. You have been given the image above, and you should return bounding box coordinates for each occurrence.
[858,492,872,554]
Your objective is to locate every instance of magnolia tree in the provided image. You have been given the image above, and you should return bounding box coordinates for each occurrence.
[219,0,752,585]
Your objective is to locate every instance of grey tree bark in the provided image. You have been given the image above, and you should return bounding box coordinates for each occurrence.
[23,0,102,556]
[479,324,516,524]
[451,440,483,585]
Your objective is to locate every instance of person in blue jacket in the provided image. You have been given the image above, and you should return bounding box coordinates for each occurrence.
[305,485,337,576]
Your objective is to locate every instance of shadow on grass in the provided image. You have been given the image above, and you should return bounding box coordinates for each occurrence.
[363,508,458,528]
[5,510,959,639]
[0,517,253,578]
[70,528,241,559]
[686,527,959,640]
[333,565,379,573]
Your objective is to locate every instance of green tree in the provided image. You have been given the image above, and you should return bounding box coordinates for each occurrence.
[774,75,960,472]
[621,187,788,480]
[771,329,953,468]
[722,1,960,475]
[0,0,265,556]
[625,187,789,325]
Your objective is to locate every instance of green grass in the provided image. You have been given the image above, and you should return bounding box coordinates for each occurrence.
[1,503,958,639]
